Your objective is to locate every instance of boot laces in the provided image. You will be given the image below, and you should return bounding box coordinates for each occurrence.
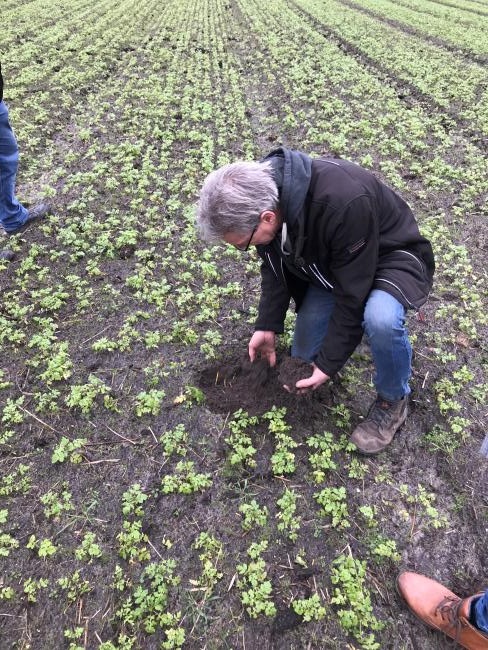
[367,398,394,427]
[435,596,465,646]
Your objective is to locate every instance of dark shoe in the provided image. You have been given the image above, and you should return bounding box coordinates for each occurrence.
[350,394,407,454]
[397,572,488,650]
[0,249,15,261]
[8,202,51,235]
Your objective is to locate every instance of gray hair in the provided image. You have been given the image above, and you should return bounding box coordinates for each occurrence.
[196,160,279,242]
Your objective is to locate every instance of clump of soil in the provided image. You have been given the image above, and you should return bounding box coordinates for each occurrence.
[240,356,272,387]
[272,607,303,634]
[197,353,330,420]
[198,354,274,415]
[277,356,314,392]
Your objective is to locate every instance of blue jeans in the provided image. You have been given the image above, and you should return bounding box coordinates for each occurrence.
[0,101,28,232]
[292,286,412,401]
[474,590,488,634]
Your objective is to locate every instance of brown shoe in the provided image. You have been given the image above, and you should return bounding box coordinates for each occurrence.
[397,572,488,649]
[350,395,407,455]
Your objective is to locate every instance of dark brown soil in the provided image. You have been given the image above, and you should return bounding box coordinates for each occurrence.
[277,356,314,392]
[2,3,488,648]
[197,354,329,422]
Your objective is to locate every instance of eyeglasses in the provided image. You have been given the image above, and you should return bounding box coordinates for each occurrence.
[236,224,257,252]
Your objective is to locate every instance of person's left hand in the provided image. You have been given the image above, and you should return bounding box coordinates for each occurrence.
[284,364,330,394]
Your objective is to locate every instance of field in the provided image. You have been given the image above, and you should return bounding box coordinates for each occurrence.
[1,0,487,648]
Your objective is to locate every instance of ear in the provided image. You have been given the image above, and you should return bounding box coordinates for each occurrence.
[260,210,278,224]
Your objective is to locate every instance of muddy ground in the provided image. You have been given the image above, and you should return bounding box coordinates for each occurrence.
[1,0,488,647]
[0,277,487,650]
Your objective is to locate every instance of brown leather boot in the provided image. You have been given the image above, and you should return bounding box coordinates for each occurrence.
[349,395,407,455]
[397,572,488,649]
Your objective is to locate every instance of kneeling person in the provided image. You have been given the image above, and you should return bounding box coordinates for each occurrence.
[196,148,434,454]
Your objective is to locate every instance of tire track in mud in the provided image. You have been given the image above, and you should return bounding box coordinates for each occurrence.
[339,0,488,65]
[428,0,488,17]
[394,0,488,20]
[222,1,305,152]
[287,0,488,151]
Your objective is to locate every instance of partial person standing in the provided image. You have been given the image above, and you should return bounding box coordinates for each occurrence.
[0,62,50,260]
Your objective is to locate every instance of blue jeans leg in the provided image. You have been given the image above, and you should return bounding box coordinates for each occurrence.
[291,285,335,362]
[473,589,488,634]
[363,289,411,401]
[0,101,28,232]
[292,286,412,401]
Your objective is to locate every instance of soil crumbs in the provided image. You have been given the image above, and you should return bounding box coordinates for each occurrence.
[198,354,331,423]
[1,348,486,650]
[196,352,488,649]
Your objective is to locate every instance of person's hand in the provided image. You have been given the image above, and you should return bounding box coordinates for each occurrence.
[284,363,329,394]
[249,330,276,367]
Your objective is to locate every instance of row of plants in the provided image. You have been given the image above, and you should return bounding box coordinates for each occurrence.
[399,0,488,17]
[292,0,488,133]
[347,0,488,56]
[1,0,486,647]
[3,0,164,171]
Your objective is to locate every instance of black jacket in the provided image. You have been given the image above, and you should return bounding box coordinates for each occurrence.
[255,148,435,377]
[0,63,3,102]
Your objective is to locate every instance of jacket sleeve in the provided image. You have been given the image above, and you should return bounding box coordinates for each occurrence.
[314,196,379,376]
[254,257,291,333]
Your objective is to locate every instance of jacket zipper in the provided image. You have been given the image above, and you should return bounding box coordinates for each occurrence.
[376,278,416,309]
[266,252,279,279]
[311,263,333,289]
[280,257,287,285]
[397,249,424,272]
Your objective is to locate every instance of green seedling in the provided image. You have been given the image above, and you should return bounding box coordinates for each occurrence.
[237,540,276,618]
[239,499,268,532]
[292,593,327,621]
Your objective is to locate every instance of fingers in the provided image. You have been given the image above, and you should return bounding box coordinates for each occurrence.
[283,383,312,395]
[295,377,315,390]
[249,347,275,366]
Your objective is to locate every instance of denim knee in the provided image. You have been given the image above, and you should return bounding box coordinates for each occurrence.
[363,293,405,344]
[292,286,335,362]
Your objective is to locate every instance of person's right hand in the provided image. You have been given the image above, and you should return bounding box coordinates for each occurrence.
[248,330,276,367]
